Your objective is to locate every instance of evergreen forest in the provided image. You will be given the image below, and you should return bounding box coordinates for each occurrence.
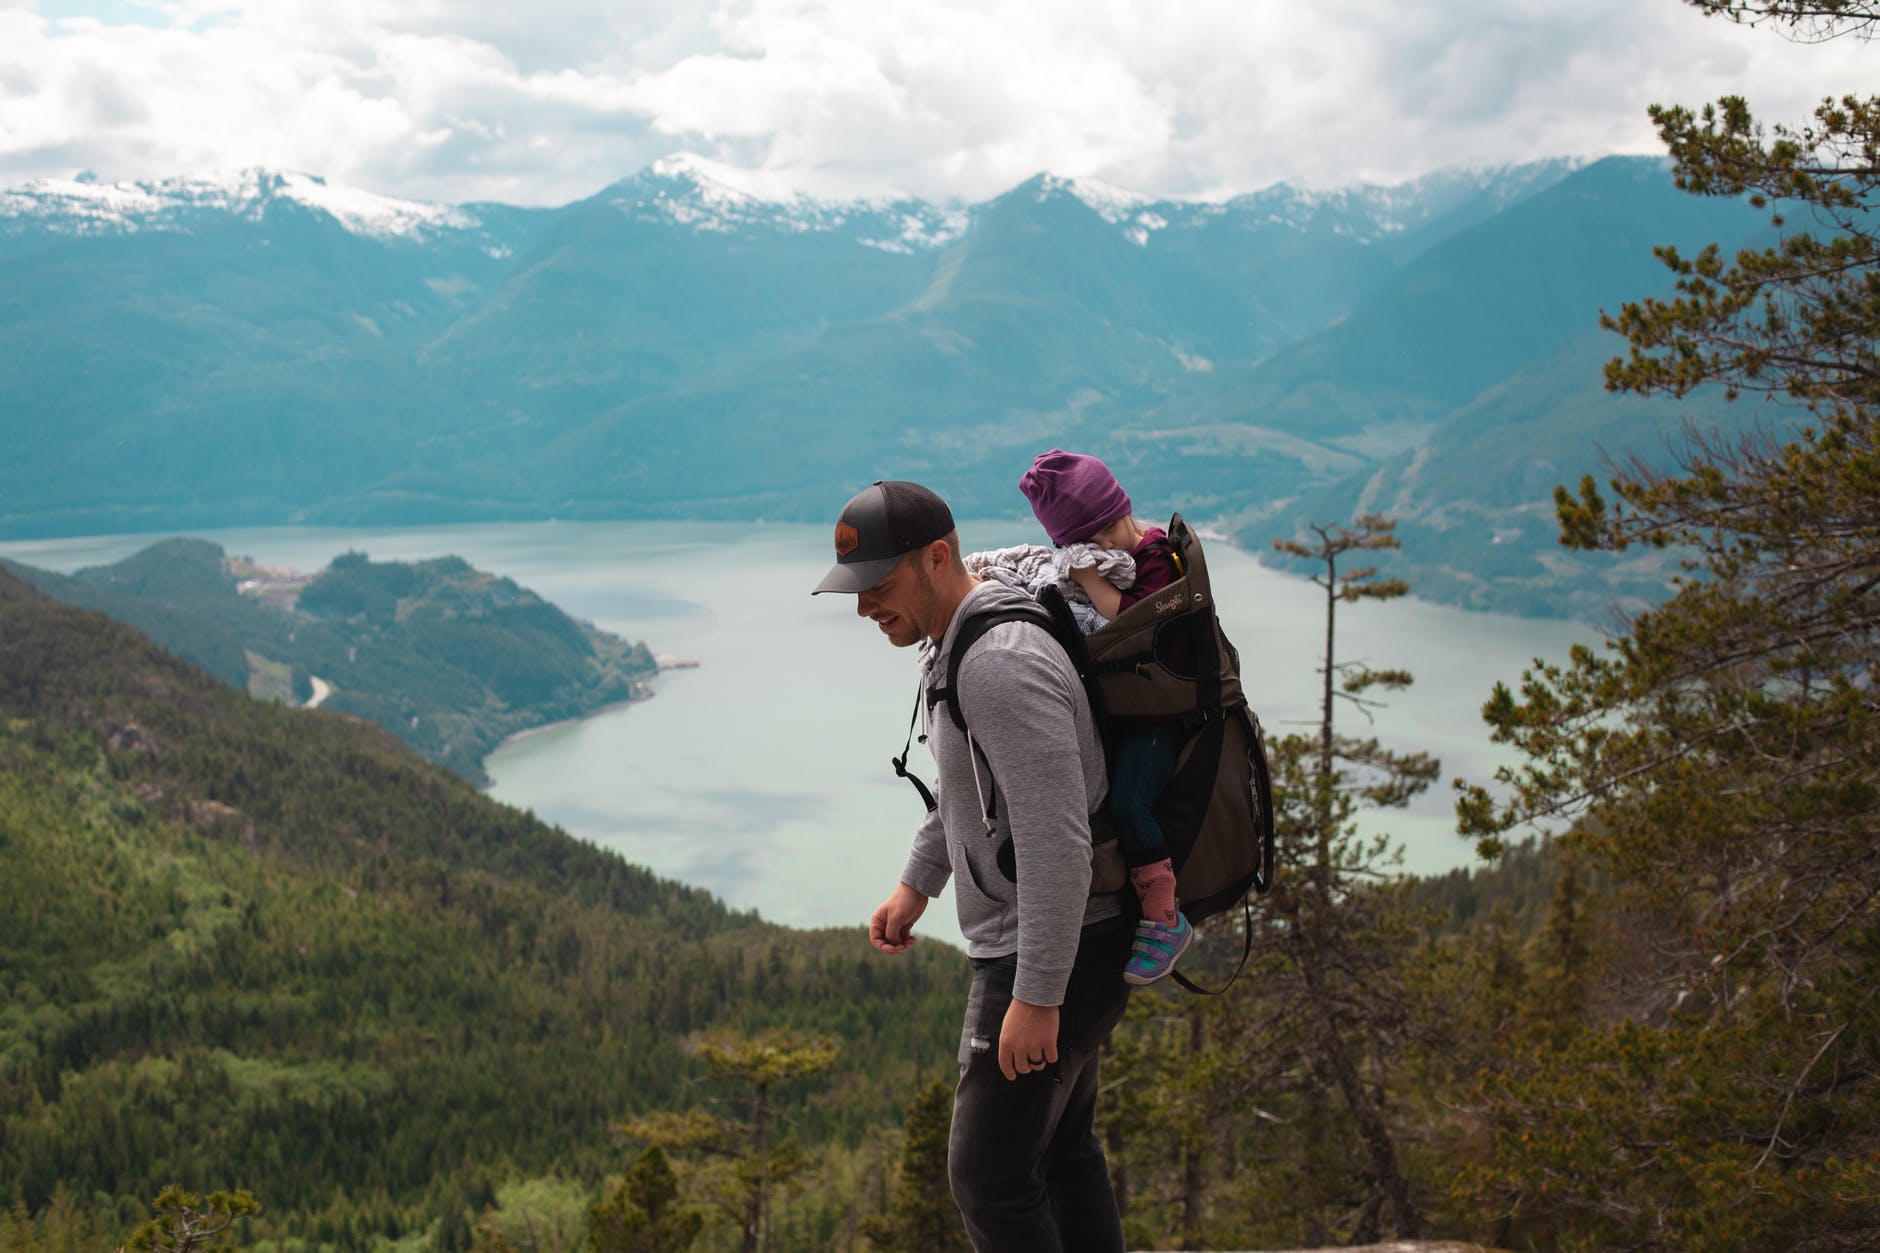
[0,567,963,1251]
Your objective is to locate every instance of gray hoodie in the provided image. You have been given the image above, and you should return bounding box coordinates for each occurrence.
[900,580,1122,1006]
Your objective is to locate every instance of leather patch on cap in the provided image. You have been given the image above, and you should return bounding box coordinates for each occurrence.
[834,522,860,557]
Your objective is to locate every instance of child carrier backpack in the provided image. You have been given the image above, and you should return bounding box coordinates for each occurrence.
[892,515,1275,992]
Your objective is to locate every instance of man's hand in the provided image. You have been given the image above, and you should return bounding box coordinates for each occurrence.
[869,883,928,954]
[998,998,1060,1080]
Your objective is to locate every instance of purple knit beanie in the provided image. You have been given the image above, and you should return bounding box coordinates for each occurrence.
[1019,449,1133,546]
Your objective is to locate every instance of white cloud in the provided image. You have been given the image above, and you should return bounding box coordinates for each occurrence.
[1,0,1874,206]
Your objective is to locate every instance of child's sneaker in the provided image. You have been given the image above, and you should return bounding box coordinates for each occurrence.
[1124,912,1194,986]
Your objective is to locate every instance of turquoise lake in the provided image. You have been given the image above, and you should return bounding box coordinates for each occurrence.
[1,520,1594,950]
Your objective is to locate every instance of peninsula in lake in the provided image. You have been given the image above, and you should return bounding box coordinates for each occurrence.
[2,538,658,782]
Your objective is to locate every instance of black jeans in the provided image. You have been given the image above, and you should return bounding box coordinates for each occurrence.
[949,917,1134,1252]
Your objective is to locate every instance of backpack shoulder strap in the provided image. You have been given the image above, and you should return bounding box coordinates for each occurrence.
[893,602,1059,817]
[926,604,1056,736]
[1140,532,1183,577]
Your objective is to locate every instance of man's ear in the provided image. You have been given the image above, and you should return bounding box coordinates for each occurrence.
[925,537,952,574]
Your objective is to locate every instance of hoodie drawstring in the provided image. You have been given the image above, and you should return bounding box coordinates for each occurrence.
[965,729,997,837]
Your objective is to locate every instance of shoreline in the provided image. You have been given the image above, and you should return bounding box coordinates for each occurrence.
[487,692,652,756]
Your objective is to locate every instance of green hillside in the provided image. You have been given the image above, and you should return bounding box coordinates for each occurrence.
[1258,330,1797,616]
[12,547,1844,1251]
[4,540,659,783]
[0,567,964,1247]
[1212,157,1764,420]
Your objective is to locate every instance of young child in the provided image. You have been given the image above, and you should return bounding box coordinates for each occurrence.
[1019,449,1192,986]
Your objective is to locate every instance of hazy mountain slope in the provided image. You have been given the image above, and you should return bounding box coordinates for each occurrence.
[1265,158,1759,407]
[0,186,547,535]
[416,163,955,440]
[1150,157,1769,462]
[1259,329,1797,616]
[510,177,1247,519]
[1357,157,1590,261]
[976,159,1741,525]
[507,168,1573,521]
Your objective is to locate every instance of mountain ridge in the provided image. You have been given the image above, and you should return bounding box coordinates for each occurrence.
[0,153,1772,621]
[0,153,1590,252]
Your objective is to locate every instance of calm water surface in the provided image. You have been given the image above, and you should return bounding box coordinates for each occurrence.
[2,521,1594,949]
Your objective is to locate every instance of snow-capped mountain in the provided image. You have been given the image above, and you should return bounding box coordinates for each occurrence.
[1003,159,1590,255]
[1224,156,1593,256]
[1353,156,1593,227]
[0,169,493,245]
[593,152,973,254]
[1020,174,1201,247]
[0,154,1591,263]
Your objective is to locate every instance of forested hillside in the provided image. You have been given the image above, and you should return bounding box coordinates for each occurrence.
[3,540,659,782]
[0,567,964,1249]
[10,495,1867,1251]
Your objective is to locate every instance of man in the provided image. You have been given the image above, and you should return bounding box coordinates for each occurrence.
[812,479,1133,1253]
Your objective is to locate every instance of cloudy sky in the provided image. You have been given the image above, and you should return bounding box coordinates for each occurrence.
[0,0,1871,207]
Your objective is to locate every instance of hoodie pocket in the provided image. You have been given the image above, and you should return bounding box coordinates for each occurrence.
[948,833,1016,939]
[955,836,1012,904]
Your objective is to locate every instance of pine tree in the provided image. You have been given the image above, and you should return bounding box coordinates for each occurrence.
[1147,517,1438,1247]
[586,1148,704,1253]
[1529,846,1594,1047]
[1455,4,1880,1245]
[618,1028,838,1253]
[1264,517,1436,1242]
[117,1187,260,1253]
[859,1080,969,1253]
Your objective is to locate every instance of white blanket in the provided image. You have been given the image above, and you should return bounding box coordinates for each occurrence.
[963,542,1135,633]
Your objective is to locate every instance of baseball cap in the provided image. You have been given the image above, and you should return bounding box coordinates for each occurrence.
[811,480,955,594]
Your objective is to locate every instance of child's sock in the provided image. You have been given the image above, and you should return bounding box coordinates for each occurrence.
[1129,859,1179,925]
